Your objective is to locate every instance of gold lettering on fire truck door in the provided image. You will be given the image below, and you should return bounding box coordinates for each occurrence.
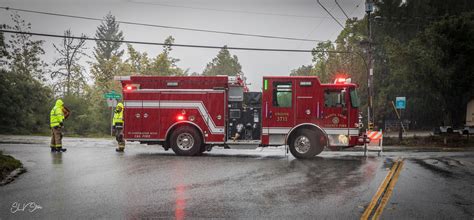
[275,112,289,122]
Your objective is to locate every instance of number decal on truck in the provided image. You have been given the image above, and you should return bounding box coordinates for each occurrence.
[275,112,289,122]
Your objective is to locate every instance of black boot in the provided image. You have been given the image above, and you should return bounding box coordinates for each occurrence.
[51,147,57,152]
[115,148,124,152]
[58,147,67,152]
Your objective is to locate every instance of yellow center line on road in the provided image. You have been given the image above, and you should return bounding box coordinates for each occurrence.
[372,160,404,219]
[361,158,405,220]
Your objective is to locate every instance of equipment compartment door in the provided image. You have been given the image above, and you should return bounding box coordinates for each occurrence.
[141,92,160,139]
[295,79,317,121]
[123,99,143,139]
[205,91,226,142]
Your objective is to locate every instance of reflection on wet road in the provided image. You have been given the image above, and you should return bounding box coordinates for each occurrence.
[0,135,473,219]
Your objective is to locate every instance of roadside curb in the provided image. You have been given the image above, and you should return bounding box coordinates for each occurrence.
[0,167,27,186]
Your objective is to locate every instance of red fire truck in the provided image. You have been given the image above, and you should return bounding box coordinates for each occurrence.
[115,75,364,158]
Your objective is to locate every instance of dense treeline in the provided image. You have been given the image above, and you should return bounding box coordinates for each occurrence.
[291,0,474,129]
[0,12,242,135]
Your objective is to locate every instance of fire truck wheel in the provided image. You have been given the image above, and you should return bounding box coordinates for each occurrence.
[194,145,207,156]
[170,126,202,156]
[289,129,324,159]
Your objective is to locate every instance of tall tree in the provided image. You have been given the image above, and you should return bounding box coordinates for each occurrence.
[311,41,335,83]
[121,37,187,76]
[290,65,314,76]
[87,13,125,135]
[203,46,242,76]
[150,36,187,76]
[121,44,151,74]
[51,30,88,96]
[405,13,474,126]
[371,0,474,127]
[90,12,124,92]
[0,25,7,65]
[0,14,52,133]
[7,13,48,81]
[93,12,124,61]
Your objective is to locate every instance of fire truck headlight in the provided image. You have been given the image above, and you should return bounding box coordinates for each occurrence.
[338,135,349,145]
[328,134,349,146]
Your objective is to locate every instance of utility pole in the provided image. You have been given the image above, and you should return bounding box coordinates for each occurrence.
[365,0,374,130]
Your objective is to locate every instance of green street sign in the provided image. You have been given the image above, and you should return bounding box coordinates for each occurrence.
[104,91,122,99]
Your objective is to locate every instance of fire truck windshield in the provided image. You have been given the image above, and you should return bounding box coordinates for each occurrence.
[324,90,345,108]
[350,89,360,108]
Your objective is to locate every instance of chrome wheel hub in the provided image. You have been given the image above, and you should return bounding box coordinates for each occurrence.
[294,136,311,154]
[177,133,194,150]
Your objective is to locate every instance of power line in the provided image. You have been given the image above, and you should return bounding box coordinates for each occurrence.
[0,6,326,43]
[328,2,361,39]
[295,2,340,49]
[0,29,353,54]
[335,0,350,19]
[316,0,345,29]
[129,0,347,20]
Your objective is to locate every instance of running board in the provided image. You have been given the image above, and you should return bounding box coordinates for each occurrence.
[224,140,262,145]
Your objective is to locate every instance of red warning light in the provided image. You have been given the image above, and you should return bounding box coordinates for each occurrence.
[126,85,133,91]
[177,115,185,121]
[336,78,346,83]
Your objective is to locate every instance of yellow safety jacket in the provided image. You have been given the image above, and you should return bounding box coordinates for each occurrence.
[50,99,65,128]
[113,103,124,125]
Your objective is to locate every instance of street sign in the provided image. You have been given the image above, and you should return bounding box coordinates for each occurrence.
[365,1,374,13]
[104,90,122,99]
[396,97,406,109]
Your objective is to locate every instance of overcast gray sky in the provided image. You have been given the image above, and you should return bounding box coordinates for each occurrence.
[0,0,365,90]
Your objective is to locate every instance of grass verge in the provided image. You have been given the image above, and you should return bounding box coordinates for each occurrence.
[0,151,23,181]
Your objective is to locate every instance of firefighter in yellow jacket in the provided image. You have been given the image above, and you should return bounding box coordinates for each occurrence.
[50,99,70,152]
[113,102,125,152]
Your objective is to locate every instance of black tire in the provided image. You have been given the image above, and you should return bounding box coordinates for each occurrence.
[170,126,202,156]
[289,129,325,159]
[194,144,207,156]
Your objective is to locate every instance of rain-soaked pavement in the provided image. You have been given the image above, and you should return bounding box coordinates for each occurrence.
[0,135,473,219]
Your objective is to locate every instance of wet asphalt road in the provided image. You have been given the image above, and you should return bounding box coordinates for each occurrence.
[0,135,473,219]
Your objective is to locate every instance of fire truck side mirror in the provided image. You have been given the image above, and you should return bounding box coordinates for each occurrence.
[341,89,347,116]
[340,89,346,102]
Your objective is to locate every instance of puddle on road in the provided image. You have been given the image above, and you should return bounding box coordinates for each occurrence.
[410,157,474,178]
[382,158,396,170]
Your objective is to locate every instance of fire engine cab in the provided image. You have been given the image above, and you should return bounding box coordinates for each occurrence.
[115,75,364,158]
